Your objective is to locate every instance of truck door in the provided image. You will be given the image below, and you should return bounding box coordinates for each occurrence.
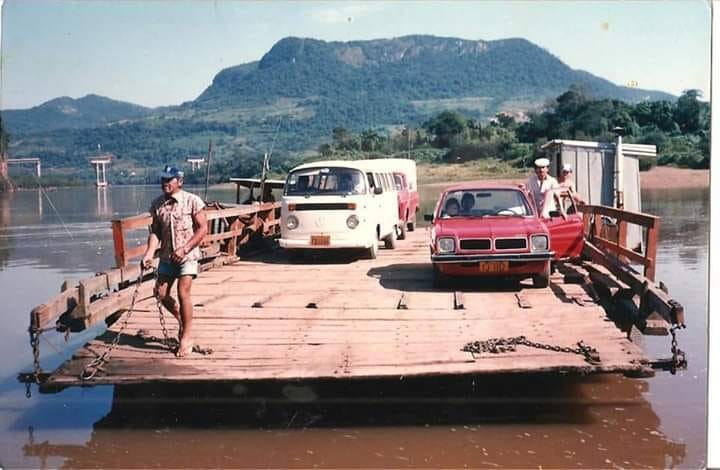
[544,192,584,259]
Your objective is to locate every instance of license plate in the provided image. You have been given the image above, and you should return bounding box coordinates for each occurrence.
[310,235,330,246]
[478,261,509,273]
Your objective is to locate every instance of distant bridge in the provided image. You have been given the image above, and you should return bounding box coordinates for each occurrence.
[8,158,41,178]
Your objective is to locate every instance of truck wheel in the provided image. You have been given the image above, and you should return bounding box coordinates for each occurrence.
[365,243,378,259]
[384,227,397,249]
[532,261,551,288]
[432,264,448,288]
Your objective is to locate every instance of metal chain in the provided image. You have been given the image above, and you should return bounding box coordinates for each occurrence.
[154,268,175,350]
[669,325,687,375]
[463,336,601,365]
[26,327,43,397]
[153,268,213,355]
[79,269,146,381]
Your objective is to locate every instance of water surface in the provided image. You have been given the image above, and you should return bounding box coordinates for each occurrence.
[0,184,708,467]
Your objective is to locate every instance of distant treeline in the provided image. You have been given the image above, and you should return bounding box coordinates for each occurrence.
[314,87,710,171]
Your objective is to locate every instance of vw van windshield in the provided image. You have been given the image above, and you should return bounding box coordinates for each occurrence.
[285,167,367,196]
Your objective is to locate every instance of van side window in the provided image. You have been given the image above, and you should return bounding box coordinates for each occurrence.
[393,173,404,191]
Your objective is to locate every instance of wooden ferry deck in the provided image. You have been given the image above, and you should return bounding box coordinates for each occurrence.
[42,229,652,389]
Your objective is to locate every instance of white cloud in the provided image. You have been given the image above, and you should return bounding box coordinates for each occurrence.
[310,3,384,24]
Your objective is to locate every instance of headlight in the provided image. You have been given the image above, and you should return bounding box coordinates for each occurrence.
[346,215,359,229]
[531,234,548,251]
[437,237,456,253]
[286,215,299,230]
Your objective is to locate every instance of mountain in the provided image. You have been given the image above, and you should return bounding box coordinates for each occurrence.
[2,94,152,134]
[196,36,672,109]
[3,35,676,174]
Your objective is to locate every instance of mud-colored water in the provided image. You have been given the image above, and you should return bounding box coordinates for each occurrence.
[0,184,708,468]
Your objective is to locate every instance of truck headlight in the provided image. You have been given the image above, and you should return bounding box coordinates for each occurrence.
[286,215,299,230]
[346,215,359,229]
[531,234,548,251]
[437,237,456,253]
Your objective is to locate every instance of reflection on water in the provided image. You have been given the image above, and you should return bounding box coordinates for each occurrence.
[20,376,687,469]
[0,184,709,468]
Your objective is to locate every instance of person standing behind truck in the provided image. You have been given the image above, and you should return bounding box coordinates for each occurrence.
[521,157,559,217]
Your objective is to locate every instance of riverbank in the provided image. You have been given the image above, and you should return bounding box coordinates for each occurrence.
[419,164,709,189]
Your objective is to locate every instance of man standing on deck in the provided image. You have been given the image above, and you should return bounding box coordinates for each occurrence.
[521,157,559,217]
[141,166,208,357]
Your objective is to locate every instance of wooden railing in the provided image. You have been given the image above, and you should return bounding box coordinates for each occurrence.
[111,202,280,268]
[31,202,280,331]
[582,204,660,281]
[581,204,684,328]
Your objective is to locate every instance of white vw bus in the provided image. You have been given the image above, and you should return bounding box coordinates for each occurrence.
[279,159,414,259]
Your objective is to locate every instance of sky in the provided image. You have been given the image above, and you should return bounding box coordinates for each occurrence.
[0,0,711,110]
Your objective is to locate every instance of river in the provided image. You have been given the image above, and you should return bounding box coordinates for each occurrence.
[0,184,708,468]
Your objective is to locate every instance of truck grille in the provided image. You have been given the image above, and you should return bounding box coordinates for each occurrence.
[495,238,527,250]
[459,239,491,250]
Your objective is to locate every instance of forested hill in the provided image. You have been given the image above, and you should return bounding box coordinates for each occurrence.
[3,94,152,134]
[196,35,672,108]
[2,35,680,181]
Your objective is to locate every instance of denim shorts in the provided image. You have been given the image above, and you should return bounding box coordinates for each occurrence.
[158,259,199,278]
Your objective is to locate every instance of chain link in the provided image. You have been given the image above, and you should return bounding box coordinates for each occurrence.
[669,325,687,375]
[463,336,601,365]
[80,269,147,380]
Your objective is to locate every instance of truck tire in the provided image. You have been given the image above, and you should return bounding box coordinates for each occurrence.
[532,261,551,288]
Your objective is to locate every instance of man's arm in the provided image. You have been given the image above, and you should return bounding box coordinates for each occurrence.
[171,209,208,263]
[142,231,160,269]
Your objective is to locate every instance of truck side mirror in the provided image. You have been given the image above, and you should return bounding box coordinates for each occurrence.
[424,214,433,222]
[373,187,383,195]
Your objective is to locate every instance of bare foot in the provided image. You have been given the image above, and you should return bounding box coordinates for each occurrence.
[176,339,194,357]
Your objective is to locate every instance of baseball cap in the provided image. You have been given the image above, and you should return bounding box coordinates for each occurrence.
[534,157,550,168]
[562,164,573,173]
[159,165,184,179]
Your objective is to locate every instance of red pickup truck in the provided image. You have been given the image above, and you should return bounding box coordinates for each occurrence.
[425,182,583,288]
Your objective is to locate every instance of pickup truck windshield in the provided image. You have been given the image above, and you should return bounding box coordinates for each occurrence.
[441,189,532,218]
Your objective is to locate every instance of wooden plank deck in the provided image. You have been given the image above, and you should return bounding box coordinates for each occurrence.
[44,230,650,389]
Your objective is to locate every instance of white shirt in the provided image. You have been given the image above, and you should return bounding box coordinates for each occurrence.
[525,174,559,214]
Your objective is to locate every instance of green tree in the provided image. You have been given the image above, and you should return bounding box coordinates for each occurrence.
[674,89,708,134]
[422,111,467,148]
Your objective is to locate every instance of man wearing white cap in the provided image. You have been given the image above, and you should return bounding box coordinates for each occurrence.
[142,165,208,357]
[524,157,559,216]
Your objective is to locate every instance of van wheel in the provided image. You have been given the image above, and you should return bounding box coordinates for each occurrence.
[288,249,306,261]
[384,227,397,249]
[365,243,378,259]
[532,261,551,288]
[397,221,407,240]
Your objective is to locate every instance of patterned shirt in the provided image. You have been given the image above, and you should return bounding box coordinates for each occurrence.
[149,190,206,262]
[525,174,559,214]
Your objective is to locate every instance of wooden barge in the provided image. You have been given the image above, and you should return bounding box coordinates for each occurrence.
[21,201,687,393]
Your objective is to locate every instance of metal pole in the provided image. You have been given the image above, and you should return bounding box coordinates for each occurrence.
[204,140,213,201]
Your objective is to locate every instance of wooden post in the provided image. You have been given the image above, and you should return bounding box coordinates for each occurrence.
[617,219,628,263]
[111,219,126,268]
[226,219,241,256]
[583,212,592,239]
[645,218,660,282]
